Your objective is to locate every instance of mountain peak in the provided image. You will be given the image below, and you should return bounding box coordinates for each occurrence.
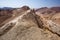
[21,6,30,10]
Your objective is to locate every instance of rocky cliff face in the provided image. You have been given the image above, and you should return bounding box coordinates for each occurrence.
[0,6,60,40]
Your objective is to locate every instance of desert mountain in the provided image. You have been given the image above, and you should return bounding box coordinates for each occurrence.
[0,6,60,40]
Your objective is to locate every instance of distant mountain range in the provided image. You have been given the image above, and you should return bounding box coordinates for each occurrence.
[0,7,14,10]
[36,7,60,13]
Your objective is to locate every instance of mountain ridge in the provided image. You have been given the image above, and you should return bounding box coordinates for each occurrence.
[0,6,60,40]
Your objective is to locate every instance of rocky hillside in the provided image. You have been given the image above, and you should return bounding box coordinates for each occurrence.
[0,6,30,26]
[0,6,60,40]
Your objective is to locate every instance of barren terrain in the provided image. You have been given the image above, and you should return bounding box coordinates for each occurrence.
[0,6,60,40]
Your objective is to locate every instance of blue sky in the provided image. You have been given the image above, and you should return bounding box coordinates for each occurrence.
[0,0,60,8]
